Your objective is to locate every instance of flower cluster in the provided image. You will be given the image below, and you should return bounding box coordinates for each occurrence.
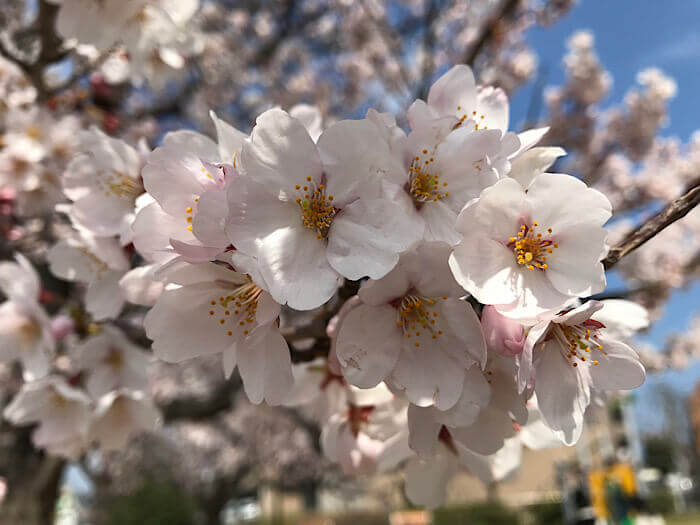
[2,64,649,507]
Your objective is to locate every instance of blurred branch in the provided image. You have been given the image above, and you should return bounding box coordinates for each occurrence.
[0,0,69,99]
[160,375,242,422]
[603,176,700,270]
[462,0,520,66]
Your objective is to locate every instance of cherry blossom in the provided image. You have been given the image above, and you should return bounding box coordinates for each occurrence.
[0,254,54,380]
[75,325,151,398]
[48,230,131,320]
[335,242,486,410]
[90,389,161,451]
[519,301,646,444]
[4,376,92,458]
[144,261,293,405]
[225,108,421,310]
[449,173,612,320]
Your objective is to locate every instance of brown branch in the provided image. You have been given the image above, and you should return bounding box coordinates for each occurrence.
[159,375,242,422]
[462,0,520,66]
[603,176,700,270]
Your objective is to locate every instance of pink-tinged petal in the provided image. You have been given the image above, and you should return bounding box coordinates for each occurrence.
[481,305,525,358]
[427,65,477,119]
[449,235,520,305]
[534,341,589,445]
[335,304,402,388]
[589,338,645,391]
[318,119,404,204]
[237,324,293,405]
[527,173,612,232]
[407,404,441,457]
[327,197,421,280]
[240,108,322,197]
[390,342,464,410]
[142,132,216,215]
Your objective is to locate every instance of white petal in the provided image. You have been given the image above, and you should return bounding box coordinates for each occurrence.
[404,452,453,509]
[240,108,322,197]
[449,235,520,305]
[144,282,239,362]
[589,338,645,391]
[390,342,465,410]
[210,110,247,163]
[527,173,612,232]
[85,271,125,320]
[327,197,421,280]
[407,404,441,457]
[119,264,165,306]
[427,65,476,119]
[433,366,491,428]
[534,342,589,445]
[336,304,402,388]
[237,324,293,405]
[257,224,341,310]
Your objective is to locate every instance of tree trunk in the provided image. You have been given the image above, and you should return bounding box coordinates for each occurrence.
[0,425,65,525]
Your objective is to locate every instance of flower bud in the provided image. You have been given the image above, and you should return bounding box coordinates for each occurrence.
[481,305,525,357]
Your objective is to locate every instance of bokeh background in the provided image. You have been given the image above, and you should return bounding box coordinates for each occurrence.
[0,1,699,524]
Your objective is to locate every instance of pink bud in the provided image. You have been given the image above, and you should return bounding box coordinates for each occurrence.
[50,315,75,341]
[481,305,525,357]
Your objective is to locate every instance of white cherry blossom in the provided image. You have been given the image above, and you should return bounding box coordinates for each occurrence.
[519,301,645,445]
[90,390,161,451]
[75,325,150,398]
[449,173,612,320]
[48,231,130,320]
[335,242,486,410]
[3,376,92,458]
[62,127,144,239]
[225,108,421,310]
[0,254,54,380]
[144,261,293,405]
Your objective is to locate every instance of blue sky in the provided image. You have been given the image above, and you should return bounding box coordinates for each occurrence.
[508,1,700,424]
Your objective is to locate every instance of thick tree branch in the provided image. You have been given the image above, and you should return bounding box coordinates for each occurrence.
[603,176,700,270]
